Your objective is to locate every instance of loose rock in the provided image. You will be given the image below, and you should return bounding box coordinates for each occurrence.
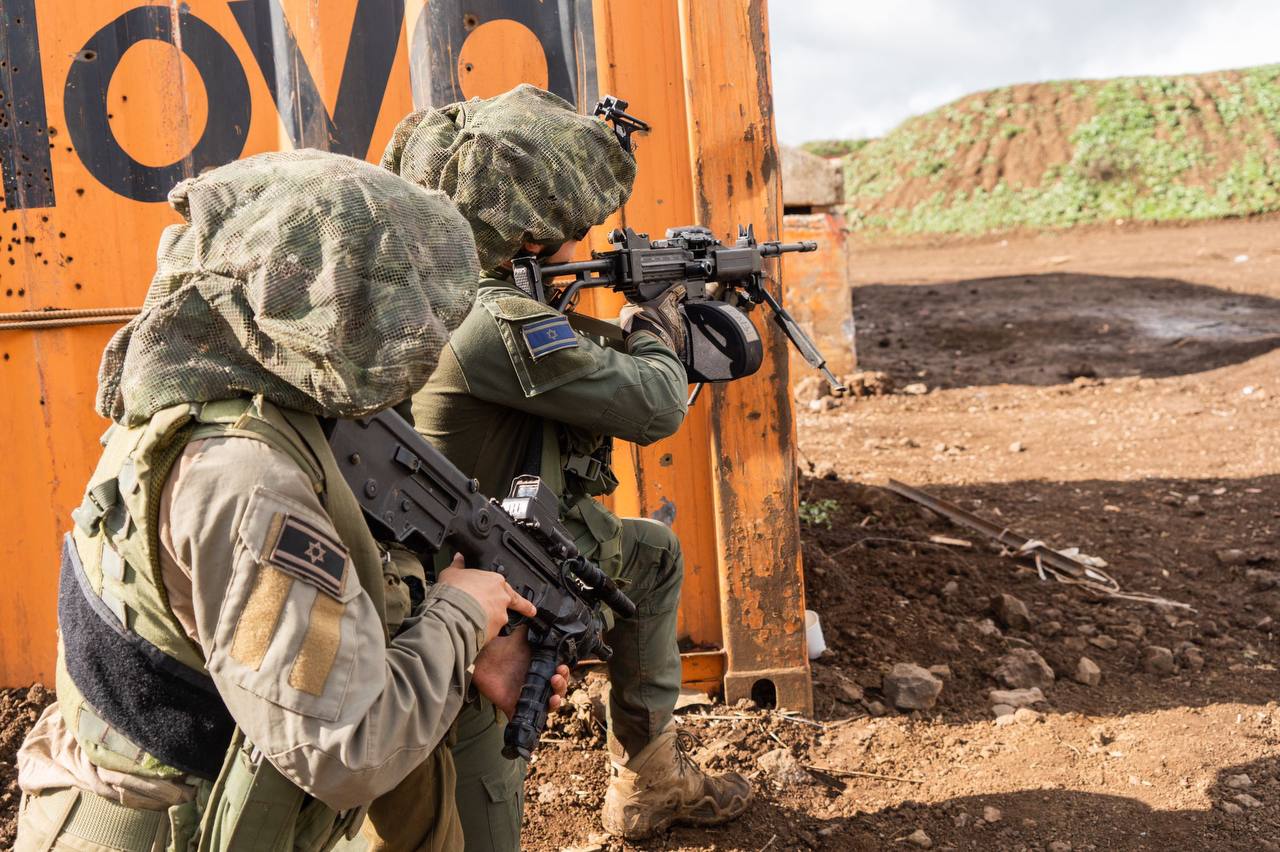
[1235,793,1263,808]
[906,829,932,848]
[990,593,1032,631]
[982,805,1003,823]
[991,704,1015,717]
[757,748,810,786]
[1225,773,1252,790]
[1013,707,1043,724]
[988,688,1045,708]
[1142,646,1176,676]
[1009,441,1026,453]
[882,663,944,710]
[992,649,1056,690]
[1074,656,1102,687]
[794,375,828,404]
[1220,801,1244,816]
[1216,548,1248,566]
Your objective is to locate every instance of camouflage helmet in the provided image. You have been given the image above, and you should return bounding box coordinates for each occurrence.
[381,84,636,274]
[97,150,479,426]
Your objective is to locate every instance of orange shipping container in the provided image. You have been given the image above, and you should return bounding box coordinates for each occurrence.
[0,0,809,711]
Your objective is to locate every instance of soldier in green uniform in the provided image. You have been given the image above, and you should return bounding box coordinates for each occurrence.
[383,85,753,845]
[14,150,567,852]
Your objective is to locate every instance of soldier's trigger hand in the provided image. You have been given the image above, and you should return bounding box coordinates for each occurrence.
[438,553,537,642]
[473,625,571,719]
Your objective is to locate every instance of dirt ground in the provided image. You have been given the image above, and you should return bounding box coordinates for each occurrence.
[522,216,1280,851]
[3,217,1279,850]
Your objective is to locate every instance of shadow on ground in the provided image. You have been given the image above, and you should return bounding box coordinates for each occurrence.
[852,274,1280,389]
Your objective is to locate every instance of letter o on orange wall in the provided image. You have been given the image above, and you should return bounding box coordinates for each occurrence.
[457,19,548,100]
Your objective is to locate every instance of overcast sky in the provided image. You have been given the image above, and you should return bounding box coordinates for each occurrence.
[769,0,1280,145]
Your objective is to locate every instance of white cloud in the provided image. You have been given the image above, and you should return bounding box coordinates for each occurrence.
[769,0,1280,144]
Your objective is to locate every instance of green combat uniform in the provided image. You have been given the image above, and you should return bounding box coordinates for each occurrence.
[384,85,753,847]
[15,151,483,851]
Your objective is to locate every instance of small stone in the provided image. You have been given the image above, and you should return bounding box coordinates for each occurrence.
[906,829,932,848]
[992,703,1015,717]
[1225,773,1253,789]
[928,664,953,681]
[1013,707,1043,724]
[994,713,1017,727]
[1217,548,1248,566]
[992,649,1055,690]
[838,681,865,703]
[537,782,558,803]
[1235,793,1263,809]
[1009,441,1025,453]
[863,699,889,717]
[988,688,1045,708]
[982,805,1003,823]
[941,579,960,597]
[953,812,972,828]
[794,375,828,404]
[1220,801,1244,816]
[1178,645,1205,673]
[976,618,1002,637]
[990,593,1033,631]
[1142,646,1175,676]
[757,748,810,786]
[1037,620,1063,637]
[1089,635,1119,651]
[883,663,944,710]
[1074,656,1102,687]
[902,382,929,395]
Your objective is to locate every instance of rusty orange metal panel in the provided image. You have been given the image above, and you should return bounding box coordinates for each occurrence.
[676,0,812,712]
[0,0,417,687]
[589,0,724,651]
[782,212,856,379]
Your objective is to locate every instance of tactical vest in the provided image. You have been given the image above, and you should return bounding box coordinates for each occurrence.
[58,395,388,851]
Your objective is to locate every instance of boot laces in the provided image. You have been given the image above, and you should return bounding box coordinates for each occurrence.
[673,728,703,777]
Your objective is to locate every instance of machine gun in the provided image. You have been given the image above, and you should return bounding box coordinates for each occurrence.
[327,409,636,760]
[510,224,846,401]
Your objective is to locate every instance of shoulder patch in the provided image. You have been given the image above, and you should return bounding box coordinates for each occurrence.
[521,315,579,360]
[268,514,348,598]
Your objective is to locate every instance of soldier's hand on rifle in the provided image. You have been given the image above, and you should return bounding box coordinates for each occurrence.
[472,625,571,719]
[619,284,688,357]
[438,552,538,641]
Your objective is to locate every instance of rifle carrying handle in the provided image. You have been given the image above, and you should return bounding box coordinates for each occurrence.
[502,643,560,760]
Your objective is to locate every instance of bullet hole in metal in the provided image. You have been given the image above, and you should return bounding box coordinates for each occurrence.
[107,113,114,120]
[74,283,82,290]
[9,223,15,231]
[76,50,97,62]
[59,232,65,238]
[40,215,47,222]
[75,188,85,196]
[464,63,474,72]
[463,13,479,29]
[16,288,23,296]
[121,95,128,102]
[2,353,8,361]
[7,259,13,265]
[4,289,10,296]
[47,126,57,137]
[659,454,673,466]
[23,236,33,243]
[65,256,73,263]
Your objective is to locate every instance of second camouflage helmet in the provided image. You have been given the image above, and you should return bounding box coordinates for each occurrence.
[381,84,637,274]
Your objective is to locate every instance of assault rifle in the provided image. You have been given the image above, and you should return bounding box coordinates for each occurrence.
[510,224,846,402]
[327,409,636,760]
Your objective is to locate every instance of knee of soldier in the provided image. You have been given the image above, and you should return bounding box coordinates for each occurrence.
[621,518,684,611]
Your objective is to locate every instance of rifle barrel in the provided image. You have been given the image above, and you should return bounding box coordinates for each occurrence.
[758,241,817,257]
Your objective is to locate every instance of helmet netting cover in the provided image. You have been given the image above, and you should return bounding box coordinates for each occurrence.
[381,84,636,274]
[97,149,480,425]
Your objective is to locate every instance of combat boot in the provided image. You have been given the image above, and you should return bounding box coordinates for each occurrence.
[601,724,752,840]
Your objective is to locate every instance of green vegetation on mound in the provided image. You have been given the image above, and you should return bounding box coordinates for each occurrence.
[835,65,1280,235]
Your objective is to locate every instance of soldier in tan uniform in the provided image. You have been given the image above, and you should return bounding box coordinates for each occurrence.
[382,85,753,846]
[14,150,567,852]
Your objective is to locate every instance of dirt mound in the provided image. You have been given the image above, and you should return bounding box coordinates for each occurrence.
[840,65,1280,235]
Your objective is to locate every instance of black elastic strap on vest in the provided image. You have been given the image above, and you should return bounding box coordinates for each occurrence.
[58,534,234,780]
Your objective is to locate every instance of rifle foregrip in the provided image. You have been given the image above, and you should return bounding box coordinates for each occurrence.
[502,644,560,760]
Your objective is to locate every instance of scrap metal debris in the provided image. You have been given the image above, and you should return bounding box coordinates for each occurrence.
[884,479,1192,611]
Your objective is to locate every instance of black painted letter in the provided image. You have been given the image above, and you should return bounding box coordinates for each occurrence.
[0,0,55,210]
[229,0,403,158]
[64,7,251,203]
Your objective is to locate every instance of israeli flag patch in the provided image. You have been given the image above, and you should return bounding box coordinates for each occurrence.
[521,315,579,360]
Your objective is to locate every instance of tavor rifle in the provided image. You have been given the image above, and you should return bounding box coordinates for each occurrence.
[327,409,636,760]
